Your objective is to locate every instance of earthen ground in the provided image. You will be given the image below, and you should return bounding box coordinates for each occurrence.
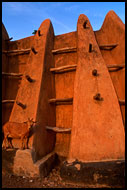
[2,149,123,188]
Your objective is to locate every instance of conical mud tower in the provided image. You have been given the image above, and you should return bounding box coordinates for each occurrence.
[2,10,125,186]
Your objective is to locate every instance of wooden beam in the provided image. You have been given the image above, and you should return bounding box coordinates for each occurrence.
[83,20,88,29]
[89,43,93,52]
[52,68,76,74]
[25,75,35,82]
[46,126,71,133]
[52,47,77,54]
[49,98,73,105]
[5,37,13,41]
[50,64,77,72]
[16,101,26,109]
[99,44,118,50]
[2,48,31,55]
[50,64,77,74]
[107,64,125,72]
[2,100,15,103]
[119,99,125,105]
[107,64,125,68]
[2,72,23,77]
[31,47,38,54]
[54,102,73,105]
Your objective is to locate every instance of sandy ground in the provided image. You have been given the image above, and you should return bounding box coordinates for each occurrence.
[2,149,124,188]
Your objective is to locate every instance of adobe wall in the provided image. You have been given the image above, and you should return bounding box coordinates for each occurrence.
[53,32,77,157]
[68,13,125,162]
[2,30,35,148]
[2,23,10,125]
[6,36,34,105]
[33,20,56,160]
[2,25,8,95]
[7,36,34,100]
[8,19,56,160]
[8,36,34,73]
[94,10,125,124]
[2,30,34,126]
[2,11,125,166]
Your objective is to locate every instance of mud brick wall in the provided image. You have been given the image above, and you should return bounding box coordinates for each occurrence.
[2,10,125,163]
[53,32,77,157]
[95,10,125,124]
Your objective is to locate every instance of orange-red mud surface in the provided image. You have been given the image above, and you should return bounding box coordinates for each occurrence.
[2,10,125,189]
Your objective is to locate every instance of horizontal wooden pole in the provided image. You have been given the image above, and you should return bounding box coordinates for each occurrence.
[50,64,77,72]
[2,72,23,77]
[46,126,71,133]
[107,64,125,68]
[99,44,118,50]
[52,47,77,54]
[119,99,125,105]
[2,48,31,54]
[99,44,118,48]
[7,52,30,56]
[49,98,73,104]
[50,64,77,73]
[2,100,15,103]
[107,64,125,72]
[56,102,73,105]
[53,68,76,74]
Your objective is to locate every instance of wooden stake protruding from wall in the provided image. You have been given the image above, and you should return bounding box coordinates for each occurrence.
[119,99,125,105]
[5,37,13,41]
[46,126,71,133]
[2,72,23,78]
[2,100,15,103]
[89,43,92,52]
[83,20,88,29]
[38,30,41,36]
[31,47,38,54]
[99,44,118,50]
[16,101,26,109]
[92,69,99,76]
[93,93,103,101]
[52,47,77,54]
[25,75,35,82]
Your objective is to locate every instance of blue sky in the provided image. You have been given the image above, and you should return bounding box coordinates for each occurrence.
[2,2,125,41]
